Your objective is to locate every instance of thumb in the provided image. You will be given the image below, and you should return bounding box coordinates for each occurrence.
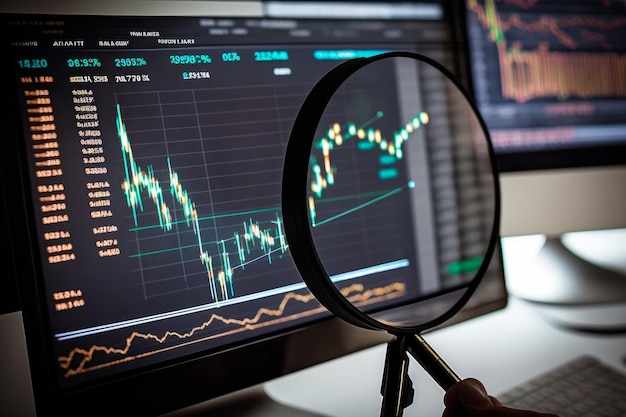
[444,379,559,417]
[458,378,498,408]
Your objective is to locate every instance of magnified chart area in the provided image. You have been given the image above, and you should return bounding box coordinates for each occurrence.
[304,56,497,318]
[466,0,626,151]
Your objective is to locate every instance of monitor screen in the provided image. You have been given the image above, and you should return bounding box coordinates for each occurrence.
[1,2,507,416]
[464,0,626,172]
[463,0,626,238]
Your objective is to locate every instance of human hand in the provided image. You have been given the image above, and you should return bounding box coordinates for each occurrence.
[442,378,558,417]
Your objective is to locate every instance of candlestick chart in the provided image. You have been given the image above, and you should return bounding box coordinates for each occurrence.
[56,97,413,378]
[467,0,626,102]
[116,104,288,303]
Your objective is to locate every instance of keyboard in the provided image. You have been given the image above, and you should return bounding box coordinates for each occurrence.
[497,355,626,417]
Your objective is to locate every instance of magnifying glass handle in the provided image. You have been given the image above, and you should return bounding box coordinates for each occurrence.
[380,336,414,417]
[406,334,461,391]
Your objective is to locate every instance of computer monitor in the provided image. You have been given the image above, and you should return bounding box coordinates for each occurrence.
[1,1,507,416]
[463,0,626,311]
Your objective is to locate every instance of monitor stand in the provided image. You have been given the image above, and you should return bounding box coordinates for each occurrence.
[503,229,626,333]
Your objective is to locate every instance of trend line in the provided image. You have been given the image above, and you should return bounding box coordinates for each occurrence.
[312,186,404,227]
[116,104,288,302]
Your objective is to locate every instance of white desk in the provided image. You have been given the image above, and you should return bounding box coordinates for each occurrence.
[265,296,626,417]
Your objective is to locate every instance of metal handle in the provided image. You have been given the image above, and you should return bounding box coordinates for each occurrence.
[406,333,461,391]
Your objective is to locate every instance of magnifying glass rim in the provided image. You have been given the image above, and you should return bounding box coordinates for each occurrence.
[281,51,501,334]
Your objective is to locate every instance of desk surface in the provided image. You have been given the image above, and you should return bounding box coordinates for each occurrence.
[265,296,626,417]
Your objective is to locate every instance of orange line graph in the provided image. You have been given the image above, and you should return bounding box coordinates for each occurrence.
[58,282,406,377]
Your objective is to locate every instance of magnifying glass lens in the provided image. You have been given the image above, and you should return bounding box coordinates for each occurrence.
[292,54,498,332]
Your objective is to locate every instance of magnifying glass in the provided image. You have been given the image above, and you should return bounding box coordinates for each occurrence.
[281,51,500,416]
